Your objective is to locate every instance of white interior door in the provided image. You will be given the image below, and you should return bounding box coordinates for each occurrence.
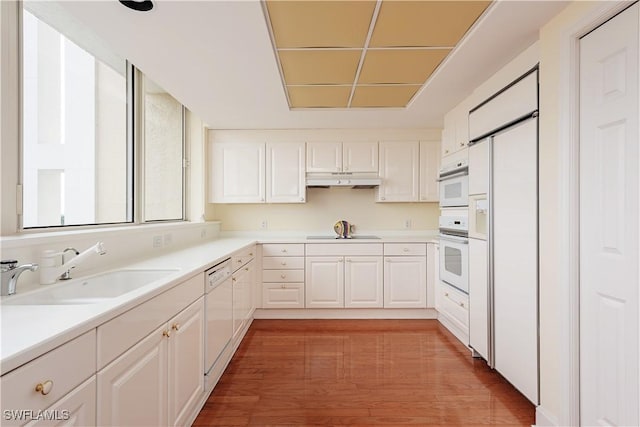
[492,117,538,404]
[579,4,639,426]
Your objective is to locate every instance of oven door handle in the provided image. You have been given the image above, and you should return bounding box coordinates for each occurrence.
[437,171,468,182]
[439,234,469,244]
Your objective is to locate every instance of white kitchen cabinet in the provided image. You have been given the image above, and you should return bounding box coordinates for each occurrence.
[97,323,169,427]
[305,257,344,308]
[441,104,470,158]
[232,259,254,339]
[1,331,96,427]
[209,141,265,203]
[168,299,205,427]
[262,283,305,308]
[98,298,204,427]
[383,256,427,308]
[343,142,378,173]
[306,141,378,173]
[468,139,488,195]
[344,256,383,308]
[419,140,440,202]
[377,141,419,202]
[262,243,305,309]
[437,281,469,344]
[469,238,488,360]
[426,243,438,309]
[26,377,96,427]
[266,142,306,203]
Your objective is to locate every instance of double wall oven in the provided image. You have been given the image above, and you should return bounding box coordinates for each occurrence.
[439,159,469,294]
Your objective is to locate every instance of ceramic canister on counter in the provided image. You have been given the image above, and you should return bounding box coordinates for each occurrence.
[333,220,350,238]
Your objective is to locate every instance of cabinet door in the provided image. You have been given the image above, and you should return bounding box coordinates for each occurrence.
[441,113,456,157]
[262,283,305,308]
[232,267,248,339]
[453,106,469,153]
[168,298,205,427]
[419,140,440,202]
[305,257,344,308]
[97,325,168,427]
[266,142,306,203]
[306,142,342,172]
[377,141,419,202]
[344,256,383,308]
[468,140,488,195]
[469,238,488,360]
[343,142,378,173]
[426,243,437,309]
[26,377,96,427]
[383,256,427,308]
[209,142,265,203]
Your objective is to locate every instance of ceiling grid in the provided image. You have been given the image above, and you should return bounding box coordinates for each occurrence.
[264,0,491,109]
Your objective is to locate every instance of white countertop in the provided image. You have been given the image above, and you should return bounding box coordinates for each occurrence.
[1,233,439,375]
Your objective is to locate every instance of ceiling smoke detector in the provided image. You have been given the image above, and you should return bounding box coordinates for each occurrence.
[118,0,154,12]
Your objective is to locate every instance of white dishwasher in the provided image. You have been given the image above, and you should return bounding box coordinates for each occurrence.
[204,258,233,381]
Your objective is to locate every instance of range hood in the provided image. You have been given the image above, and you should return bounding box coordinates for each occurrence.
[306,173,382,189]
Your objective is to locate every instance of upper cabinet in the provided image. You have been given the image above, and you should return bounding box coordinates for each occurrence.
[377,141,420,202]
[266,142,306,203]
[419,140,440,202]
[441,103,470,158]
[377,140,440,203]
[209,142,266,203]
[209,141,305,204]
[306,141,378,173]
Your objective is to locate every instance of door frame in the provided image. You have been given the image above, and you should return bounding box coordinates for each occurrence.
[558,1,638,425]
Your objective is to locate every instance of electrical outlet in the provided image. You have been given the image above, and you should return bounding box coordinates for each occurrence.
[260,220,268,230]
[200,229,206,238]
[164,233,172,246]
[404,219,412,229]
[152,235,163,248]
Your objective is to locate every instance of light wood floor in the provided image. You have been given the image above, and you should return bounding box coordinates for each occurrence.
[193,319,534,426]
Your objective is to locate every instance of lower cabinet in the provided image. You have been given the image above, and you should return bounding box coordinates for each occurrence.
[262,283,304,308]
[26,377,96,427]
[97,297,204,427]
[305,256,383,308]
[383,256,427,308]
[232,259,254,339]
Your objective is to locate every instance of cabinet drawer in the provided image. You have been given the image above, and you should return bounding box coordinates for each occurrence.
[97,273,203,370]
[1,331,96,419]
[305,243,383,256]
[262,283,304,308]
[262,244,304,257]
[262,256,304,270]
[439,282,469,331]
[262,269,304,283]
[384,243,427,256]
[232,246,255,271]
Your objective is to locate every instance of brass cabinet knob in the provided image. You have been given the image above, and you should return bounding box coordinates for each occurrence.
[300,197,305,202]
[459,302,465,308]
[403,248,409,252]
[249,253,253,257]
[232,277,237,282]
[35,380,53,396]
[172,323,180,331]
[237,259,242,263]
[460,142,465,147]
[281,284,286,289]
[445,292,449,297]
[281,261,287,266]
[281,249,287,253]
[445,149,450,154]
[163,330,171,338]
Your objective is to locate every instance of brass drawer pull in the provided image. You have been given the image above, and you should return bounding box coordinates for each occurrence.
[163,330,171,338]
[35,380,53,396]
[172,323,180,331]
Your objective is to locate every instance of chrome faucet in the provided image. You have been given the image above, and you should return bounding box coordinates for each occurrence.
[1,260,39,296]
[60,248,80,280]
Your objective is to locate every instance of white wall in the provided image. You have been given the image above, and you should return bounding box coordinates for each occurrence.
[206,128,441,232]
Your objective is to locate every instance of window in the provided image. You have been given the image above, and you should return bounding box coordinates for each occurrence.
[20,3,186,229]
[142,76,185,222]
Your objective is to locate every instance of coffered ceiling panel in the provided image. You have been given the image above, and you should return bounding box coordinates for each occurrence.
[279,50,361,84]
[351,85,421,108]
[266,0,376,48]
[288,86,351,108]
[358,49,451,84]
[370,1,491,47]
[264,0,493,108]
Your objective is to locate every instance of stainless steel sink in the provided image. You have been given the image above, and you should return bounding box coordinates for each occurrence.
[307,235,381,240]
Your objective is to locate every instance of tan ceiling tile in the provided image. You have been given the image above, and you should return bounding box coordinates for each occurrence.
[266,0,376,48]
[370,1,491,47]
[350,85,421,107]
[288,86,351,108]
[358,49,450,84]
[279,50,362,85]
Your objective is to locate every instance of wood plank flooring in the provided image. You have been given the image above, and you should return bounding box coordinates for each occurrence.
[193,319,534,426]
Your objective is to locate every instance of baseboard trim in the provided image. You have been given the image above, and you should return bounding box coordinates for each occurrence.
[253,308,439,319]
[535,405,559,426]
